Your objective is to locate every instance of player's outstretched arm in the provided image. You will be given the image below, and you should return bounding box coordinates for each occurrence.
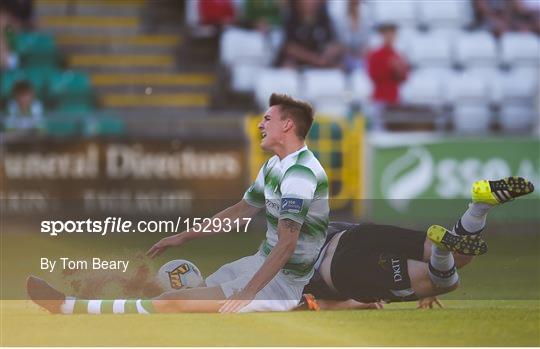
[146,200,261,258]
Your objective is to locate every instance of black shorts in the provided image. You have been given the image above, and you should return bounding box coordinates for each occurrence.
[304,222,426,303]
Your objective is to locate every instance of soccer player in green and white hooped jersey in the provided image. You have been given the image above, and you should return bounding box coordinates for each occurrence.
[27,93,330,314]
[244,143,329,280]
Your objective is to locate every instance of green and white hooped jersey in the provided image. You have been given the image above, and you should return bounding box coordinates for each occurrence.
[243,146,329,278]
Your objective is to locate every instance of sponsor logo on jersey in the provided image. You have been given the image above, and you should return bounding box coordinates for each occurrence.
[378,253,403,283]
[281,198,303,214]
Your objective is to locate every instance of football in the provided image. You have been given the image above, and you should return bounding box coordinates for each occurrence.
[156,259,203,292]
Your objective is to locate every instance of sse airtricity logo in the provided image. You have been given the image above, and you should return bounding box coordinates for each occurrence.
[381,147,434,212]
[280,198,303,214]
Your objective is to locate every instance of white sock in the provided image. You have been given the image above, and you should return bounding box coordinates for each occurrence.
[59,297,153,314]
[454,202,492,235]
[429,244,459,288]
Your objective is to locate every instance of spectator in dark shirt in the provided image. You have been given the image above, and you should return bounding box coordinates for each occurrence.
[3,0,33,29]
[512,0,540,35]
[471,0,540,37]
[278,0,344,68]
[366,23,409,130]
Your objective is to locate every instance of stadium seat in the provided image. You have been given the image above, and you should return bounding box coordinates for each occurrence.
[455,31,498,69]
[254,68,300,110]
[418,0,470,29]
[44,116,80,137]
[369,0,418,29]
[446,73,492,133]
[49,70,94,110]
[220,27,269,66]
[350,69,373,106]
[400,70,445,106]
[24,66,59,100]
[15,32,58,67]
[500,32,540,68]
[465,68,505,106]
[497,70,538,130]
[185,0,199,27]
[302,69,349,118]
[499,105,536,131]
[83,115,125,136]
[229,63,264,93]
[408,32,453,69]
[446,72,490,104]
[453,104,491,133]
[220,27,271,92]
[499,70,538,102]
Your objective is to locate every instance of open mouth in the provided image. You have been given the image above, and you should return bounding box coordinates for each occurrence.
[261,131,267,139]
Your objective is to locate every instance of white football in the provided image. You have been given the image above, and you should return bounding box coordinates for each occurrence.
[156,259,203,292]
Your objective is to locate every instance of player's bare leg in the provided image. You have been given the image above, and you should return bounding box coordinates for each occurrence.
[27,275,226,314]
[153,285,225,313]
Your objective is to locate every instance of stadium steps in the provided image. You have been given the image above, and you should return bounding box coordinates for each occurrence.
[35,0,217,115]
[91,73,215,95]
[102,93,209,108]
[38,15,140,35]
[68,54,175,69]
[91,73,215,103]
[35,0,146,17]
[55,34,181,54]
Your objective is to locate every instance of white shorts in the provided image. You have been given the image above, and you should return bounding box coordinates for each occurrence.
[205,253,307,313]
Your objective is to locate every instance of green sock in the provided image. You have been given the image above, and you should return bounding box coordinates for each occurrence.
[61,297,155,314]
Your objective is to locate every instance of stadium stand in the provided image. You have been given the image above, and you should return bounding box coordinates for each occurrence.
[3,0,537,135]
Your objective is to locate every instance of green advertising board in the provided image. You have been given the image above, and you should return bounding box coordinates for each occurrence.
[368,134,540,225]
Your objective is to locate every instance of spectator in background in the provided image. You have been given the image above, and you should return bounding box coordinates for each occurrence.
[471,0,512,37]
[512,0,540,35]
[241,0,287,56]
[471,0,540,37]
[367,23,409,130]
[332,0,370,72]
[3,0,33,29]
[278,0,344,68]
[0,4,19,70]
[198,0,235,27]
[4,80,44,131]
[242,0,285,33]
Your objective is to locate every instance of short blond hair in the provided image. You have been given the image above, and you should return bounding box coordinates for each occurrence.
[269,93,314,139]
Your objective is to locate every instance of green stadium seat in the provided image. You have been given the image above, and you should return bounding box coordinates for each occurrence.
[44,116,80,137]
[49,70,94,109]
[56,102,95,113]
[15,32,59,67]
[24,66,59,100]
[83,115,125,136]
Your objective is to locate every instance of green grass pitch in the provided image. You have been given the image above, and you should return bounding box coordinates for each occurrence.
[1,223,539,346]
[1,300,538,346]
